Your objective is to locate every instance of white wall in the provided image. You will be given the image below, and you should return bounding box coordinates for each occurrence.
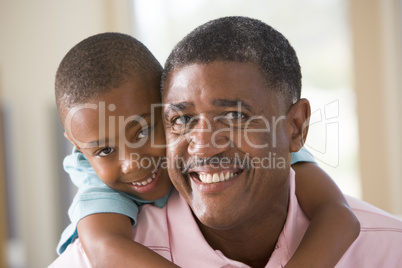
[0,0,132,266]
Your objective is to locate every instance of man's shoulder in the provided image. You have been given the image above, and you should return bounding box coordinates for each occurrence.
[346,195,402,229]
[48,239,91,267]
[338,196,402,267]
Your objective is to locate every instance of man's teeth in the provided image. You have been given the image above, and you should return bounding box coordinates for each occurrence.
[131,172,157,186]
[198,171,239,184]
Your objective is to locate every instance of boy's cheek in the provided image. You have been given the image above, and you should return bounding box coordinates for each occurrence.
[85,158,114,184]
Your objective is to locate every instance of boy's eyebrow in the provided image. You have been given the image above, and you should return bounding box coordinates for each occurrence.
[83,113,151,147]
[124,113,151,130]
[164,102,194,119]
[82,139,109,149]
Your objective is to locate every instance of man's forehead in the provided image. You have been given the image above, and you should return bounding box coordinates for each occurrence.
[163,62,266,96]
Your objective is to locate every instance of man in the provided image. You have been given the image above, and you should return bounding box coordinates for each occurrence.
[159,16,402,267]
[51,16,402,267]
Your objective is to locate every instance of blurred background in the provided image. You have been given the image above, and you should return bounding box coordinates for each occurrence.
[0,0,401,267]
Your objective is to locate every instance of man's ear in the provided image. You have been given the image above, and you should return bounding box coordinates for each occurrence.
[286,98,311,153]
[64,131,81,151]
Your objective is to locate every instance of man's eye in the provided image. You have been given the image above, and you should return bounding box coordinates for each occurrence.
[170,115,194,134]
[224,111,246,120]
[97,147,115,157]
[172,115,192,126]
[138,126,153,139]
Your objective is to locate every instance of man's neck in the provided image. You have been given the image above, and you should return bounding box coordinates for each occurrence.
[196,191,289,268]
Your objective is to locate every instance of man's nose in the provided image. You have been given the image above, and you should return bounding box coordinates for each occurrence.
[187,118,231,157]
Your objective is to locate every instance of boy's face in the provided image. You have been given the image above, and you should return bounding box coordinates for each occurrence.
[64,77,172,201]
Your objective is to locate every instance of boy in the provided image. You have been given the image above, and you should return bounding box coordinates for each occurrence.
[52,32,359,267]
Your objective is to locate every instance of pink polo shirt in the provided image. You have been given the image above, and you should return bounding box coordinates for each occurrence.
[49,169,402,267]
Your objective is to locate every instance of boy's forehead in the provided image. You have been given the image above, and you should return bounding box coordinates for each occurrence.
[63,79,162,144]
[63,77,161,115]
[60,73,161,115]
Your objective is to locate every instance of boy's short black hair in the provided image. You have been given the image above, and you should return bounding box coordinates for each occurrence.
[55,32,162,122]
[162,16,301,103]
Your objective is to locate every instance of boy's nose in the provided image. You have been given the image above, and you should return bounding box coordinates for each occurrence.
[121,149,140,174]
[121,160,135,174]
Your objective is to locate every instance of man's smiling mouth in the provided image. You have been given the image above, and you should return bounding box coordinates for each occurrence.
[189,169,243,184]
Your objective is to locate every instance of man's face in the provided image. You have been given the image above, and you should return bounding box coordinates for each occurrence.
[163,61,292,230]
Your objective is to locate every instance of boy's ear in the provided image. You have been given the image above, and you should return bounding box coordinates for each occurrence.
[64,131,81,151]
[286,98,311,153]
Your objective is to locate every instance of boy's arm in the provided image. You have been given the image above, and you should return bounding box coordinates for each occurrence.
[285,162,360,268]
[60,148,177,267]
[78,213,179,268]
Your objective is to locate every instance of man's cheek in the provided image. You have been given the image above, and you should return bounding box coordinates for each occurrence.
[165,133,177,149]
[233,131,272,151]
[167,136,189,154]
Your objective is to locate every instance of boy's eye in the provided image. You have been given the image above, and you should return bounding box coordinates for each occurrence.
[138,126,153,139]
[97,147,115,157]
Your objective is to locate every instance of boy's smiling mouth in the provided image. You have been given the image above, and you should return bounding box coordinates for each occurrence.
[130,172,157,186]
[125,164,164,194]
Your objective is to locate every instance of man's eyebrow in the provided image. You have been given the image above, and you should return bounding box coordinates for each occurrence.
[211,99,253,112]
[164,102,194,119]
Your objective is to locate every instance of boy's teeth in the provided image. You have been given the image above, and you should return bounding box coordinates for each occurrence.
[198,171,238,184]
[131,172,157,186]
